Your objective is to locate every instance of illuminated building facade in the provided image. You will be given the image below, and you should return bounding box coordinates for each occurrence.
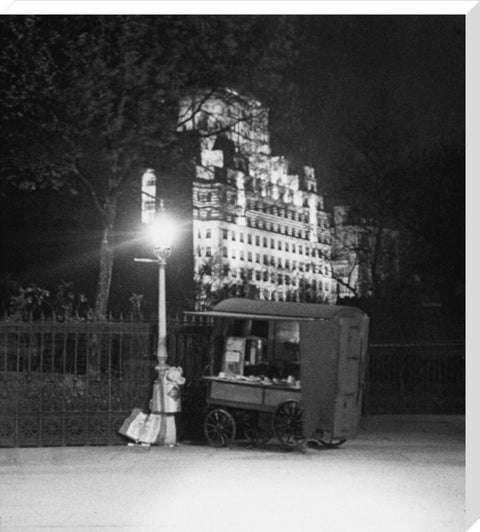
[177,89,335,309]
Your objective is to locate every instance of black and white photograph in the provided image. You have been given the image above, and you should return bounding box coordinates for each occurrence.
[0,2,472,531]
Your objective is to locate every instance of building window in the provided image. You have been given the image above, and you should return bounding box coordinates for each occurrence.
[232,231,236,241]
[247,252,252,262]
[292,244,296,253]
[240,250,244,261]
[305,247,309,256]
[263,271,268,282]
[222,247,228,258]
[223,229,228,239]
[277,241,282,250]
[223,265,229,276]
[206,229,211,239]
[270,257,275,266]
[263,255,268,265]
[247,234,252,245]
[207,192,212,202]
[240,233,244,243]
[248,270,253,281]
[197,229,202,239]
[263,237,268,247]
[255,253,260,263]
[255,236,260,246]
[206,247,212,257]
[270,239,275,249]
[299,246,303,255]
[255,271,261,281]
[285,242,289,252]
[285,259,290,269]
[277,258,282,268]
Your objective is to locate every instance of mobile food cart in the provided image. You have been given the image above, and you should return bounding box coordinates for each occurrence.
[186,298,369,450]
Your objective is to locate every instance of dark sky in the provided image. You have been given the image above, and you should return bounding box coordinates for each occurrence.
[274,15,465,184]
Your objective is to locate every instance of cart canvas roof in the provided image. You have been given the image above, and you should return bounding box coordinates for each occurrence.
[186,298,365,321]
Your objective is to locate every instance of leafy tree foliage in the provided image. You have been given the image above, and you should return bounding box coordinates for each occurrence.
[0,15,300,317]
[330,100,464,303]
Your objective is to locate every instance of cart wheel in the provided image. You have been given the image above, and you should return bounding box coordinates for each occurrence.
[319,438,346,448]
[204,408,236,447]
[272,400,306,449]
[243,412,273,446]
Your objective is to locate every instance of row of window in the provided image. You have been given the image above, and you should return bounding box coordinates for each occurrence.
[224,248,329,274]
[194,210,331,244]
[217,229,321,255]
[194,192,328,228]
[219,267,330,290]
[195,208,326,235]
[248,219,308,238]
[246,201,308,222]
[197,247,330,275]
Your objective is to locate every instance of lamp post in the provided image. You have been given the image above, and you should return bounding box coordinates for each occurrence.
[145,200,184,445]
[149,200,174,377]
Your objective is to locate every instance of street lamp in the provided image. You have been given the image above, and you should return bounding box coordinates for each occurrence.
[145,199,184,445]
[148,200,176,377]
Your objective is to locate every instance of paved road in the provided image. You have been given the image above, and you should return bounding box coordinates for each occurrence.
[0,416,465,532]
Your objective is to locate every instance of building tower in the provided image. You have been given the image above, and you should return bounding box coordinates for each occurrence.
[177,89,334,310]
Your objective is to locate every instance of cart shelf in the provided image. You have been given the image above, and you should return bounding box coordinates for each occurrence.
[203,376,302,413]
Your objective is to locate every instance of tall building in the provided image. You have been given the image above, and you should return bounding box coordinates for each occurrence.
[176,89,335,310]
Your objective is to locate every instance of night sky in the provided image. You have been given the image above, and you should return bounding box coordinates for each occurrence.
[274,16,464,185]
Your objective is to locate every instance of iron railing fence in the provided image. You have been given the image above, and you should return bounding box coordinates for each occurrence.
[0,317,465,447]
[0,317,213,446]
[0,319,155,447]
[364,341,465,415]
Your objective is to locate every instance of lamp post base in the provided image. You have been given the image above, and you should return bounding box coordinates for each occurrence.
[148,367,185,446]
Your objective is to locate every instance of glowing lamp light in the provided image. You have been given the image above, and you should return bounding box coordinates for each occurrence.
[149,212,176,252]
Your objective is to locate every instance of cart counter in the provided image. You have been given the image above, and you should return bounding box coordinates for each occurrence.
[203,376,302,413]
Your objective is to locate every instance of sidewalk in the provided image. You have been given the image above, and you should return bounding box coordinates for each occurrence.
[0,415,465,532]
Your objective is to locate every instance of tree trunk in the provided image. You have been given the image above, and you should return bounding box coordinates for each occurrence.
[94,201,117,319]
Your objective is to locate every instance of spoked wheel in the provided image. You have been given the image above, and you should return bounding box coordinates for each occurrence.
[204,408,236,447]
[319,438,346,448]
[243,411,273,446]
[272,400,306,450]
